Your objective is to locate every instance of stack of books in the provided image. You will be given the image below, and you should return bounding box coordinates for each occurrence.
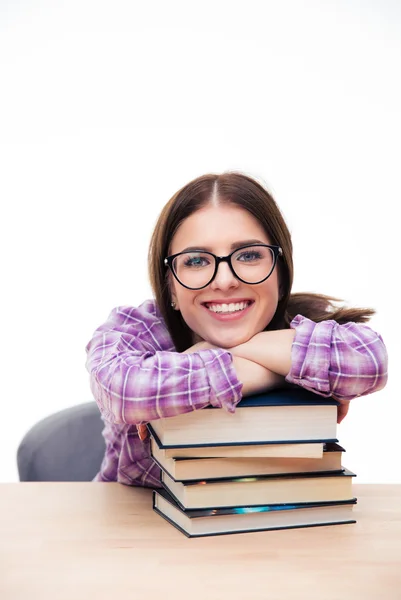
[148,388,357,537]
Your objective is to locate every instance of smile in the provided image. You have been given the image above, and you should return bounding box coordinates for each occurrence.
[201,300,254,322]
[205,300,251,314]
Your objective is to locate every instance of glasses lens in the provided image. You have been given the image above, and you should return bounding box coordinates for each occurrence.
[172,252,216,288]
[231,245,275,283]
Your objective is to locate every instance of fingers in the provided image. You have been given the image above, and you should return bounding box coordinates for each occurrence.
[337,401,351,424]
[136,423,148,441]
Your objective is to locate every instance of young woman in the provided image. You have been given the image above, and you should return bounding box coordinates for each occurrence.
[85,172,388,486]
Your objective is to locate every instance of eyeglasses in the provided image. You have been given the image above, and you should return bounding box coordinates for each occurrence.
[164,244,282,290]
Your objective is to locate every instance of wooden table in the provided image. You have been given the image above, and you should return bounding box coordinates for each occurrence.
[0,483,400,600]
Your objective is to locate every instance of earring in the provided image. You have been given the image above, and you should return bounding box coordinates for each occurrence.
[171,301,176,309]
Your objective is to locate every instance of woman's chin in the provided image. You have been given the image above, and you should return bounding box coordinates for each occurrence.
[207,332,253,349]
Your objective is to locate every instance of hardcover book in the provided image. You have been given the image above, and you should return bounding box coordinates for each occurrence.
[151,436,345,482]
[153,488,357,537]
[148,388,339,448]
[160,441,326,459]
[161,468,356,510]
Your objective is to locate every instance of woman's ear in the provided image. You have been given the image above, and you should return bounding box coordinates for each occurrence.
[169,284,180,311]
[172,289,180,309]
[167,271,180,310]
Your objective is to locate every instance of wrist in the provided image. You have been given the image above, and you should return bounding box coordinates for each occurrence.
[231,355,284,396]
[230,329,295,377]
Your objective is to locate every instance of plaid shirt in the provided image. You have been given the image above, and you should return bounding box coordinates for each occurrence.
[85,300,388,486]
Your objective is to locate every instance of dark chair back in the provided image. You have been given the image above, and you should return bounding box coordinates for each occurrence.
[17,402,105,481]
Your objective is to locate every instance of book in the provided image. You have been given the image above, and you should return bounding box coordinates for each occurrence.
[151,437,344,482]
[161,468,356,510]
[161,441,325,459]
[153,488,357,537]
[148,388,338,448]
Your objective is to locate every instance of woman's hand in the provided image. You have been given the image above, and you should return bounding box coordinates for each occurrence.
[229,330,295,376]
[231,355,285,396]
[231,333,353,420]
[136,423,148,441]
[184,338,285,395]
[337,400,351,424]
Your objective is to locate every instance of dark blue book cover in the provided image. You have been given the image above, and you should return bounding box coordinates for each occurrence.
[231,387,339,409]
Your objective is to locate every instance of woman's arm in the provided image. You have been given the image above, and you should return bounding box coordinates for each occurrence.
[229,315,388,401]
[135,345,283,441]
[231,356,285,395]
[86,304,243,426]
[185,340,285,395]
[228,329,295,376]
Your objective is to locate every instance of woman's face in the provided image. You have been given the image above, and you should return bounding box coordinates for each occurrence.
[169,203,280,348]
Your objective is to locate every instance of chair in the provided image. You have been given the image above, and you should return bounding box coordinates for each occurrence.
[17,402,105,482]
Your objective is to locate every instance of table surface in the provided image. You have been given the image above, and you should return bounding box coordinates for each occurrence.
[0,483,400,600]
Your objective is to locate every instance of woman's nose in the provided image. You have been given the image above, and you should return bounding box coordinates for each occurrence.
[209,261,239,291]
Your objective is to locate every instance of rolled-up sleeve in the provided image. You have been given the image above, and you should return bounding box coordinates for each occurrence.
[285,315,388,401]
[86,305,243,425]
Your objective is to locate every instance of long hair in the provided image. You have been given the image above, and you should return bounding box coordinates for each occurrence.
[148,172,374,352]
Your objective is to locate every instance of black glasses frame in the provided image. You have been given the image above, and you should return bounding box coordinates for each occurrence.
[164,244,283,290]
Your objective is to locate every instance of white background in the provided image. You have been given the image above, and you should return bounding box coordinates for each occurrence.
[0,0,399,482]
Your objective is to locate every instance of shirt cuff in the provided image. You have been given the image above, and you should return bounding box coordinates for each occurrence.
[200,349,243,413]
[285,314,334,397]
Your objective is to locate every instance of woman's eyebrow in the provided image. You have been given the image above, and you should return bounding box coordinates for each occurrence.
[179,239,267,253]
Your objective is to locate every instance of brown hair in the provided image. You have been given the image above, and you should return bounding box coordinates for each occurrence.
[148,172,374,352]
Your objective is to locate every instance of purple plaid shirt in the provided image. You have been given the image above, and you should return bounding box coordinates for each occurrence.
[85,300,388,486]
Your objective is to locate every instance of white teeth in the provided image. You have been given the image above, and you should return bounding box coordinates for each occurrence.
[206,301,250,314]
